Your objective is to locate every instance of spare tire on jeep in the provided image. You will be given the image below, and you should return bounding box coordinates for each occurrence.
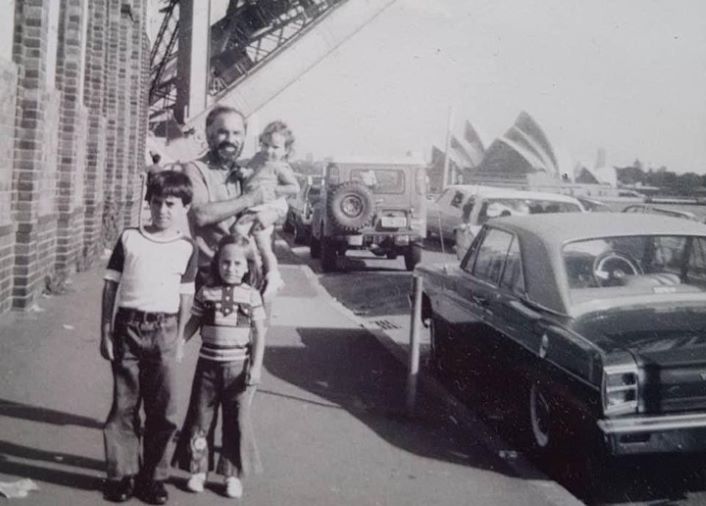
[327,181,375,232]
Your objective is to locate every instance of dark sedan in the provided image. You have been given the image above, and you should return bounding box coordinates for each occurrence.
[416,213,706,461]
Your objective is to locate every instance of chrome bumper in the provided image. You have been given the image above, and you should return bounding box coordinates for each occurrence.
[598,412,706,434]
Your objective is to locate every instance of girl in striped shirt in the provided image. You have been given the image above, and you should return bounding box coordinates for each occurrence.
[174,234,266,499]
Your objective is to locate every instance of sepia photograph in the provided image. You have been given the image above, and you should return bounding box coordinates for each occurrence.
[0,0,706,504]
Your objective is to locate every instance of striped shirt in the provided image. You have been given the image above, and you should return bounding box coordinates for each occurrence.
[192,283,266,362]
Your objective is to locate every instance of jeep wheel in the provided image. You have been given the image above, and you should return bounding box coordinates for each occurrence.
[327,181,375,232]
[404,243,422,271]
[310,230,321,258]
[321,236,337,272]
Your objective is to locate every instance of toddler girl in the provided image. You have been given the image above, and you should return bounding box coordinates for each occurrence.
[233,120,299,299]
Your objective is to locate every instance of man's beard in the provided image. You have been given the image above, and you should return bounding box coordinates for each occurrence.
[211,140,242,163]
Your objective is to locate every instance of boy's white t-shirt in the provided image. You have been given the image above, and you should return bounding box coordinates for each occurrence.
[104,228,198,313]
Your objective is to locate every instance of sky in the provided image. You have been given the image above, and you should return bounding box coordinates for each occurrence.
[151,0,706,173]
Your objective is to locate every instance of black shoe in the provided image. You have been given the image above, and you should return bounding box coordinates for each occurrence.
[103,476,134,503]
[136,480,168,505]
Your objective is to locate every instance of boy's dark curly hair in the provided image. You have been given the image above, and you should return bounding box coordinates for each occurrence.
[145,170,193,205]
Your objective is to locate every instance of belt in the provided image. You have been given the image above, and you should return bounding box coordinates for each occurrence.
[116,307,177,323]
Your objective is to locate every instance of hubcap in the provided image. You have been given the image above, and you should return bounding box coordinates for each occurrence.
[341,196,363,217]
[530,383,551,448]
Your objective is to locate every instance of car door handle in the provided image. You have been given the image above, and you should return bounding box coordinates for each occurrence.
[470,294,489,307]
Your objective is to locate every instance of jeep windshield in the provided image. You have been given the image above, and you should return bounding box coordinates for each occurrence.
[350,169,405,194]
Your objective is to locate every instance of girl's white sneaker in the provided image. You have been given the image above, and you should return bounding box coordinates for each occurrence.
[225,476,243,498]
[186,472,206,493]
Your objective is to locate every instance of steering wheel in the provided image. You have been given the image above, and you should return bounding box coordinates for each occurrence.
[593,250,642,286]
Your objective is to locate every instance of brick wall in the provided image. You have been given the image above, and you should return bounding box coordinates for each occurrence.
[55,0,88,280]
[0,0,150,315]
[0,59,17,313]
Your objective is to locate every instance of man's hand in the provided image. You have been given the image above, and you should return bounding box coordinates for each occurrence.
[246,365,262,386]
[100,332,115,362]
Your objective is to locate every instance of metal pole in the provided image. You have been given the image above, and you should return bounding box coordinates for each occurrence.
[406,274,423,414]
[441,106,454,190]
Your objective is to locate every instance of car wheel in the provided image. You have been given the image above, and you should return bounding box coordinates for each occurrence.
[293,220,306,245]
[310,230,321,259]
[429,315,448,377]
[282,212,294,233]
[404,243,423,271]
[529,382,552,450]
[321,236,337,272]
[327,182,375,232]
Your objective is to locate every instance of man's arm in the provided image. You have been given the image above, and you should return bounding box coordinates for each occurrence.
[100,280,119,361]
[190,192,260,227]
[175,293,193,363]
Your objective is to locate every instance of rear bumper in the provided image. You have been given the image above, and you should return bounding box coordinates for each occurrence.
[598,412,706,455]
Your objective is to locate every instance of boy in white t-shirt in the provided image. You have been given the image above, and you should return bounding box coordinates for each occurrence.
[100,171,198,505]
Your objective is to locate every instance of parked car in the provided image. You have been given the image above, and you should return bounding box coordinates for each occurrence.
[284,175,323,243]
[417,213,706,465]
[426,184,482,241]
[576,196,613,212]
[453,189,585,259]
[623,204,699,221]
[310,160,427,272]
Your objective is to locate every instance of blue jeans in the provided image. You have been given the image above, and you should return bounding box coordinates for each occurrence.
[173,358,262,477]
[103,308,179,481]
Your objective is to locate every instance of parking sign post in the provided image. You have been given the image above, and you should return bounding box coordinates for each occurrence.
[406,274,423,413]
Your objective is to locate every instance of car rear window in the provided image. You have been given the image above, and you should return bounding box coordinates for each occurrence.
[478,198,582,225]
[562,235,706,297]
[350,169,405,194]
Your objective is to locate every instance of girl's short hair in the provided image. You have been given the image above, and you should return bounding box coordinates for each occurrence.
[259,120,295,151]
[209,234,263,288]
[146,170,193,205]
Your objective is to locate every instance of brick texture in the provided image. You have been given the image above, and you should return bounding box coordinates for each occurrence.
[1,0,150,314]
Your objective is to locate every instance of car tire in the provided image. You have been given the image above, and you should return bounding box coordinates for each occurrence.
[321,236,337,272]
[310,230,321,259]
[293,220,306,245]
[529,382,553,451]
[282,212,294,233]
[404,243,423,271]
[429,315,449,378]
[327,181,375,232]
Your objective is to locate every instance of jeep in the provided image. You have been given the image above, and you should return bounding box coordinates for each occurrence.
[310,160,427,272]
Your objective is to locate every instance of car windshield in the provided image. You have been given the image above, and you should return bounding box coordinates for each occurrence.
[350,169,405,194]
[478,198,581,224]
[563,235,706,299]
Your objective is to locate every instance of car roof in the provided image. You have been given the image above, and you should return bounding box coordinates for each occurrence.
[495,212,706,244]
[483,213,706,316]
[472,188,582,203]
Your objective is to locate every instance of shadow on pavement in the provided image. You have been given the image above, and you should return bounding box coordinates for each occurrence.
[0,399,103,429]
[264,327,511,475]
[0,440,103,491]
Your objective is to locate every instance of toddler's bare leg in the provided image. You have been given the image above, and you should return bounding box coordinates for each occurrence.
[252,224,284,299]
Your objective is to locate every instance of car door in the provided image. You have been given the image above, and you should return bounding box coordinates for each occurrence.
[485,235,549,398]
[445,227,514,391]
[441,190,468,239]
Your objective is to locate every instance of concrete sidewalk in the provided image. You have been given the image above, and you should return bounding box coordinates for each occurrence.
[0,259,578,505]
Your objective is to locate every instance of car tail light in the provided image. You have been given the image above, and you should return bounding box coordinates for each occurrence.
[415,167,426,195]
[602,363,639,416]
